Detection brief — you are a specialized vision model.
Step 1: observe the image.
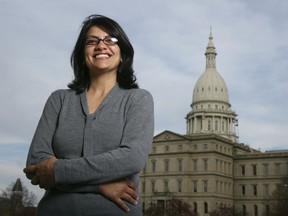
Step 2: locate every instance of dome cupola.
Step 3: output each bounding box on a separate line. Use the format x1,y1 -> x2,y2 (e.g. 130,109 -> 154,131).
186,30 -> 238,142
192,31 -> 230,105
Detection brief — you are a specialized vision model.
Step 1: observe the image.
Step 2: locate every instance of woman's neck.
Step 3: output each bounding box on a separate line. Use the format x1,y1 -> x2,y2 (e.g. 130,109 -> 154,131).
88,71 -> 117,96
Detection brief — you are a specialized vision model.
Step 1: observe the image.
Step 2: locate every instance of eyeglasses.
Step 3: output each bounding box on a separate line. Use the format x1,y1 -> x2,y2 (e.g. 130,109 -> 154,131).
85,36 -> 118,46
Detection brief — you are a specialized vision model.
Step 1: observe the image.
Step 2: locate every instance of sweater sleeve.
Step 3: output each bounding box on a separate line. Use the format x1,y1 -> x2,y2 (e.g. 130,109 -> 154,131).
54,90 -> 154,185
26,91 -> 62,170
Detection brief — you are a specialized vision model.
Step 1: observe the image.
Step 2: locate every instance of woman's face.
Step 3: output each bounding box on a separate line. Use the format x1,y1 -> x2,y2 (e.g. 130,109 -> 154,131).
84,26 -> 121,75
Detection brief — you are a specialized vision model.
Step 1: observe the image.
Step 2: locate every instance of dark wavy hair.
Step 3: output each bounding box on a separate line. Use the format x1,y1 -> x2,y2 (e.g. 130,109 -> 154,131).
68,15 -> 138,93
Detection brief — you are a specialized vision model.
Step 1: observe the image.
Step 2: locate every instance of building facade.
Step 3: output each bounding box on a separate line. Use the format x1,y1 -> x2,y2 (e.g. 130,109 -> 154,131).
139,32 -> 288,216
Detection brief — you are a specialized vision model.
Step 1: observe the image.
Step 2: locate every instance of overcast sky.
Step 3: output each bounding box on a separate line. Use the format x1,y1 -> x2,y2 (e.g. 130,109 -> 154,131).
1,0 -> 287,202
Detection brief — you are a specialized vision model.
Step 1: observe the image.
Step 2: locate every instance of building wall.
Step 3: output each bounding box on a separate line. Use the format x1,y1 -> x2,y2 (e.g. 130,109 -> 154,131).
139,132 -> 288,216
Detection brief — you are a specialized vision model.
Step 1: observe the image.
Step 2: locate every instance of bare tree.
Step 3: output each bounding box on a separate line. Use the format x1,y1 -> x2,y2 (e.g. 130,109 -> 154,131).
143,199 -> 199,216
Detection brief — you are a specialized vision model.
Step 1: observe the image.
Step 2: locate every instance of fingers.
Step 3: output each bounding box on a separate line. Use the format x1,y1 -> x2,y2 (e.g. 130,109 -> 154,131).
125,186 -> 138,202
24,158 -> 56,190
31,175 -> 40,185
114,198 -> 130,213
121,191 -> 138,206
23,164 -> 37,174
99,179 -> 139,212
127,180 -> 136,191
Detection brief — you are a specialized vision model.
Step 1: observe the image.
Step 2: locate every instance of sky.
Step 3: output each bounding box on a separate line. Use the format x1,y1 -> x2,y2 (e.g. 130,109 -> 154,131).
1,0 -> 287,203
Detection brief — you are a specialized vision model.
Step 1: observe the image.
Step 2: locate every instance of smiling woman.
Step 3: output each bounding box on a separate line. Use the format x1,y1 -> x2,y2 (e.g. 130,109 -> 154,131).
24,15 -> 154,216
84,26 -> 122,89
69,14 -> 138,94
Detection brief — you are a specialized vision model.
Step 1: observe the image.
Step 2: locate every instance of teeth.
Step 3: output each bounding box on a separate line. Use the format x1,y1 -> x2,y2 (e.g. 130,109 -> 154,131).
95,54 -> 109,58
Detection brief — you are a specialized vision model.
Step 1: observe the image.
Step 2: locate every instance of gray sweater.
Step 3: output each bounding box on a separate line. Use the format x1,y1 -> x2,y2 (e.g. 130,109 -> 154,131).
26,84 -> 154,216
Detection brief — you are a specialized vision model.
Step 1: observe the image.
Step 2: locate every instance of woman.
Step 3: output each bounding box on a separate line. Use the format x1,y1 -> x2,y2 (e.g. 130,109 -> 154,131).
24,15 -> 154,216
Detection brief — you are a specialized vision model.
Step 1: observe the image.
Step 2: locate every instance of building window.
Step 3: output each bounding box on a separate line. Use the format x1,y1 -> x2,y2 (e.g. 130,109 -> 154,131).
193,159 -> 198,172
178,159 -> 183,172
178,180 -> 182,192
204,202 -> 208,214
254,205 -> 258,216
243,205 -> 247,216
152,147 -> 156,153
152,160 -> 156,172
203,143 -> 208,150
242,185 -> 246,196
164,180 -> 169,192
178,145 -> 183,151
215,120 -> 218,131
203,159 -> 208,171
164,160 -> 169,172
193,202 -> 197,214
142,181 -> 146,193
265,204 -> 270,216
264,184 -> 269,196
151,181 -> 155,193
165,145 -> 169,152
275,163 -> 281,175
208,120 -> 211,130
241,165 -> 245,176
263,164 -> 269,176
193,181 -> 198,192
204,180 -> 208,192
252,164 -> 257,176
194,144 -> 197,150
253,185 -> 257,196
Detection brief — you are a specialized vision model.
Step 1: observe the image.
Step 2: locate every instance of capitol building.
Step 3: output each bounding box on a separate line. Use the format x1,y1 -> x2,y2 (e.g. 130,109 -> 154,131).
139,32 -> 288,216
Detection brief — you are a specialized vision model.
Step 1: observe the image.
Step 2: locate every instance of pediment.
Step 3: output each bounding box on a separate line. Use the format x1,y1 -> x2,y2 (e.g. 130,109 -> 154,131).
153,130 -> 187,142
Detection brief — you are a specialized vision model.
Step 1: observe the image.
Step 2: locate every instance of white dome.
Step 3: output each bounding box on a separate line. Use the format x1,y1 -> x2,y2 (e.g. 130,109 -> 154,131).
187,30 -> 237,142
192,31 -> 229,105
192,67 -> 229,104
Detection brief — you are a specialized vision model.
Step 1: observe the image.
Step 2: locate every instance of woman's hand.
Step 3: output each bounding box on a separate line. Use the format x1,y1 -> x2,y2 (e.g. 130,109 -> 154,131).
99,179 -> 139,212
23,156 -> 57,190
